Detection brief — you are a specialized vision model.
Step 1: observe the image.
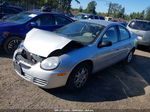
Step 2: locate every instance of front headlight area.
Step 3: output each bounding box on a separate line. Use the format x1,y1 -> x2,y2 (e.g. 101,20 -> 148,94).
40,57 -> 60,70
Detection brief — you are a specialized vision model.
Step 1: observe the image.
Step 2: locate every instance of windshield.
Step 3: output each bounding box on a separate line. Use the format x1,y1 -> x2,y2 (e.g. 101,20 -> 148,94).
55,21 -> 105,44
129,21 -> 150,31
5,12 -> 37,24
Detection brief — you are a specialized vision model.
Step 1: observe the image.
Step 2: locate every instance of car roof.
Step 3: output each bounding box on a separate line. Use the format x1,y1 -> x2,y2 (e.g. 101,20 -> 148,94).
27,10 -> 65,16
79,20 -> 118,26
76,13 -> 104,17
131,19 -> 150,22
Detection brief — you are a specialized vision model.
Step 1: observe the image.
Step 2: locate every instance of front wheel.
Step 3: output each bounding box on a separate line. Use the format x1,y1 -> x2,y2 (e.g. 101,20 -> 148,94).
66,63 -> 92,90
3,36 -> 23,55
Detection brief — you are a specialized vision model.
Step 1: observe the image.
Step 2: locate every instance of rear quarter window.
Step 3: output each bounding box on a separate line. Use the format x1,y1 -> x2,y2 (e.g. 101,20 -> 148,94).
54,15 -> 72,25
99,16 -> 105,20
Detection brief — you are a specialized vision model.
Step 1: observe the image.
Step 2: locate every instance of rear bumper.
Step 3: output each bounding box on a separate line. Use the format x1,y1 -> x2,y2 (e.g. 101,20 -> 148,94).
138,40 -> 150,46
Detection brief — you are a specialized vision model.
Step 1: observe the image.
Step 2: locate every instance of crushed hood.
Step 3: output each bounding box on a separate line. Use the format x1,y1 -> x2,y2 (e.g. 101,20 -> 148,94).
24,28 -> 72,57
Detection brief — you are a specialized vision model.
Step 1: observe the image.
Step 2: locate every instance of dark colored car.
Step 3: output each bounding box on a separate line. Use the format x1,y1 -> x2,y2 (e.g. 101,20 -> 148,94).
0,2 -> 24,19
0,10 -> 74,54
74,13 -> 105,20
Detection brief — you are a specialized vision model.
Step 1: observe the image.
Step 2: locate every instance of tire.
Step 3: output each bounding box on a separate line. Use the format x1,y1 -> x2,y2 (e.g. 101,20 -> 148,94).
3,36 -> 23,55
124,49 -> 135,64
66,63 -> 92,90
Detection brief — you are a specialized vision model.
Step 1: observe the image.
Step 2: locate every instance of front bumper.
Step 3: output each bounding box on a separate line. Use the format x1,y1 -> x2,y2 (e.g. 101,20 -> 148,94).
13,50 -> 70,89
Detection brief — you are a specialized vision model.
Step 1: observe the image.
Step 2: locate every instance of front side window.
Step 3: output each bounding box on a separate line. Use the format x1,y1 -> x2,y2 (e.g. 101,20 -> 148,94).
102,26 -> 118,43
54,15 -> 71,25
55,21 -> 105,44
119,26 -> 130,40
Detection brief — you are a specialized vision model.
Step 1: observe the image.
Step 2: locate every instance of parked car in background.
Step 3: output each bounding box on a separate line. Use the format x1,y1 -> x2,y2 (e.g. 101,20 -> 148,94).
0,10 -> 74,54
127,19 -> 150,47
74,13 -> 105,20
13,20 -> 137,90
0,2 -> 24,19
111,18 -> 128,27
105,16 -> 113,21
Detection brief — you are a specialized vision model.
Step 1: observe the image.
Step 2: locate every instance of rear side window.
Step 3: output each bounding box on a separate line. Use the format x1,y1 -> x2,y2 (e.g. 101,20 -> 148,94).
54,15 -> 71,25
35,15 -> 55,26
102,26 -> 118,43
99,16 -> 105,20
95,16 -> 99,19
118,26 -> 130,40
88,15 -> 94,19
129,21 -> 150,31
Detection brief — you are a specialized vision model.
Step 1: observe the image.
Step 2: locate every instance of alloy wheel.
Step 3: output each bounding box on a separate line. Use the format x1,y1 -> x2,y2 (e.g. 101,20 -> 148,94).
74,66 -> 89,88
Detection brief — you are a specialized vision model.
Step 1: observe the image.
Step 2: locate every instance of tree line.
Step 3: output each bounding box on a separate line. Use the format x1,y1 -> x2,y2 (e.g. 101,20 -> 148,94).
1,0 -> 79,13
1,0 -> 150,20
72,1 -> 150,21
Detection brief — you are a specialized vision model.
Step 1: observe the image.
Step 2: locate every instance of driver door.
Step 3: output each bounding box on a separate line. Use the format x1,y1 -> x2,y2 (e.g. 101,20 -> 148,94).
93,26 -> 121,72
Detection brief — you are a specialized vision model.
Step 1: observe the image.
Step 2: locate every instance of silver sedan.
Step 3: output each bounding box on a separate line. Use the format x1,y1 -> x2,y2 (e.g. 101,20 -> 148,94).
13,20 -> 137,90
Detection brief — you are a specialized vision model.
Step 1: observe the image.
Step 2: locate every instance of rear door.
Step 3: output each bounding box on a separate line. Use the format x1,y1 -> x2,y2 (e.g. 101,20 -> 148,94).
116,25 -> 132,60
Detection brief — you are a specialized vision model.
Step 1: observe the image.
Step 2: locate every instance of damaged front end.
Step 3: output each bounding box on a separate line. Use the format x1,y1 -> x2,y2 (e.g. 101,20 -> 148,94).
13,28 -> 84,69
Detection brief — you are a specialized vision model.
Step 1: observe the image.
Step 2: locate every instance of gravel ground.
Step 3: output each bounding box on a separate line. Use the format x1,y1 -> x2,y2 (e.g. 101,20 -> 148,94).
0,46 -> 150,111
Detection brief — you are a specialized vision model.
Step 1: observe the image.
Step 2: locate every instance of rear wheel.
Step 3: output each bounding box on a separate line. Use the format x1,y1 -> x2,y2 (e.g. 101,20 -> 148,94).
66,63 -> 92,90
3,36 -> 23,55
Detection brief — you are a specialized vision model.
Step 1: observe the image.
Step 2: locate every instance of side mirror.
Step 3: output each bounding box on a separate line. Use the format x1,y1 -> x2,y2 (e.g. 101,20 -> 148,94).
98,41 -> 112,48
28,22 -> 37,27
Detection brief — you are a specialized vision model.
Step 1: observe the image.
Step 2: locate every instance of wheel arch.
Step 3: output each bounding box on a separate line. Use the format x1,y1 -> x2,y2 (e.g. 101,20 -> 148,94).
2,34 -> 24,47
71,59 -> 94,74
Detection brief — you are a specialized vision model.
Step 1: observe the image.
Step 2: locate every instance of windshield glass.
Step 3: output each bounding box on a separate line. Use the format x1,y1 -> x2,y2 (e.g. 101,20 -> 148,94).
129,21 -> 150,31
5,12 -> 37,24
55,21 -> 105,44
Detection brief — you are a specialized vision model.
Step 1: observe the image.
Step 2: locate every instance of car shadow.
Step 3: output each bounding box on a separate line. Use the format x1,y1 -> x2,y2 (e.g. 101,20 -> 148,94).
44,54 -> 150,102
137,45 -> 150,52
0,50 -> 12,59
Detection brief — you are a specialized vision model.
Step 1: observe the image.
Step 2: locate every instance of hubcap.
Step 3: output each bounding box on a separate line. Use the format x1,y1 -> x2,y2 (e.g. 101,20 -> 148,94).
74,66 -> 89,88
127,52 -> 133,63
8,39 -> 21,52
